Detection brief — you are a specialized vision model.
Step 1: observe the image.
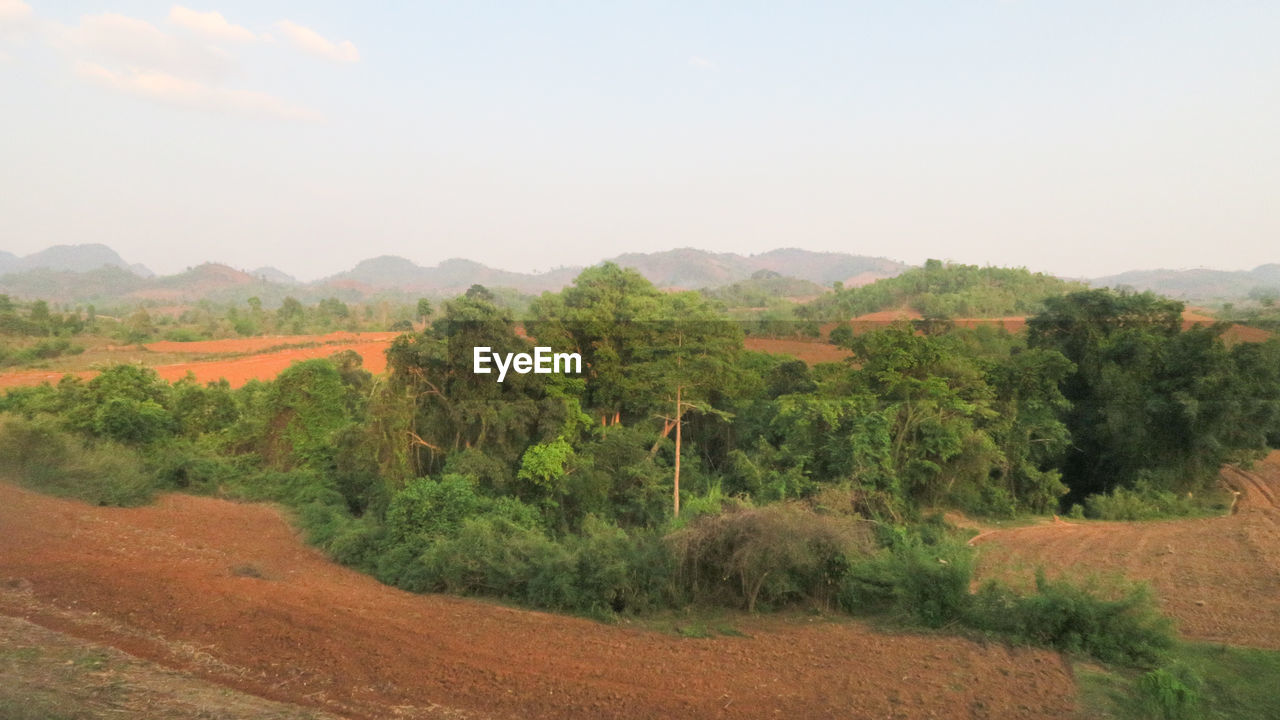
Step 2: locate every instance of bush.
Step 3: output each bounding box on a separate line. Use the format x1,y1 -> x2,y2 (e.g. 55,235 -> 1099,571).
669,503 -> 875,612
841,531 -> 973,627
967,571 -> 1175,666
1086,484 -> 1195,521
0,416 -> 156,506
1136,666 -> 1202,720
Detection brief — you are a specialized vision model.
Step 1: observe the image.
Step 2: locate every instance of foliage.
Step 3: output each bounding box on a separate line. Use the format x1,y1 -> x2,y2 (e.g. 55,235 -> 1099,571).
967,571 -> 1174,666
668,502 -> 875,612
803,260 -> 1084,321
0,416 -> 157,506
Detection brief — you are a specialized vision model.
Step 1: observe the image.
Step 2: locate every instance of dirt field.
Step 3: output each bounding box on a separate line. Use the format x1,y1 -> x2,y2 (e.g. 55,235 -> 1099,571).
0,333 -> 397,390
0,483 -> 1078,720
974,451 -> 1280,650
743,337 -> 853,365
0,614 -> 339,720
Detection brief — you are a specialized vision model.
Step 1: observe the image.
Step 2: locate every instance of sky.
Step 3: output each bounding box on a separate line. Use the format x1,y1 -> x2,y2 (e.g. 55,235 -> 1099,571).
1,1 -> 1277,281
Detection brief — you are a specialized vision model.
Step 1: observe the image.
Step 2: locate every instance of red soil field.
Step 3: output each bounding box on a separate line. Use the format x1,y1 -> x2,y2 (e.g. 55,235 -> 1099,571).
0,336 -> 396,390
0,483 -> 1076,720
742,337 -> 853,365
974,451 -> 1280,651
138,331 -> 399,355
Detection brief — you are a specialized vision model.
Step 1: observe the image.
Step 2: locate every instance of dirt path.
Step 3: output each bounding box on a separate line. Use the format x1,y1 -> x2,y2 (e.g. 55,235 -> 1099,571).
0,484 -> 1076,720
974,452 -> 1280,650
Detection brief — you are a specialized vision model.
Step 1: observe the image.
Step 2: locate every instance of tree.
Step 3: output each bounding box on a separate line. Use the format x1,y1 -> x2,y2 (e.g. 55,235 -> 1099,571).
633,292 -> 742,517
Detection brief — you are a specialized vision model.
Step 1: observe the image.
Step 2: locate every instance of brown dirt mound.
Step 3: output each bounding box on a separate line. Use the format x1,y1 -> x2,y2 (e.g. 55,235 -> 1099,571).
974,451 -> 1280,650
0,484 -> 1077,720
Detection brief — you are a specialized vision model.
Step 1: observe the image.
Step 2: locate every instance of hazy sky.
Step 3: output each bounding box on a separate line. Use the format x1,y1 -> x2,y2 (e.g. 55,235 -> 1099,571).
2,1 -> 1277,281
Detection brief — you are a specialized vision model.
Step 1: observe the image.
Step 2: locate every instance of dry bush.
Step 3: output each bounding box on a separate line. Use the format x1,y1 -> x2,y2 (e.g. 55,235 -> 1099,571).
667,503 -> 875,612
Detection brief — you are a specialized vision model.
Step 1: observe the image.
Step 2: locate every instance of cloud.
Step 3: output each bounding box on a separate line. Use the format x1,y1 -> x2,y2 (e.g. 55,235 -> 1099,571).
76,61 -> 322,122
689,55 -> 716,71
0,0 -> 33,33
274,20 -> 358,62
52,12 -> 233,83
168,6 -> 260,43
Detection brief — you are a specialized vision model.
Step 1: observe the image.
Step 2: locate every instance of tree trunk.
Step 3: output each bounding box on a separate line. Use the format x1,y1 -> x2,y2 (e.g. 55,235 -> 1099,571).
674,385 -> 682,518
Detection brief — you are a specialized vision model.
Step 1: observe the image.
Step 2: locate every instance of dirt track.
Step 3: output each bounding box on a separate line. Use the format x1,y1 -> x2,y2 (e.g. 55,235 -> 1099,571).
0,484 -> 1077,720
974,452 -> 1280,650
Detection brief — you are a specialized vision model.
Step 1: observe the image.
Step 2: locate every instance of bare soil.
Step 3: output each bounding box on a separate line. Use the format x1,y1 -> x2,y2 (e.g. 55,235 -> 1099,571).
974,451 -> 1280,650
0,483 -> 1077,720
0,333 -> 395,390
0,614 -> 340,720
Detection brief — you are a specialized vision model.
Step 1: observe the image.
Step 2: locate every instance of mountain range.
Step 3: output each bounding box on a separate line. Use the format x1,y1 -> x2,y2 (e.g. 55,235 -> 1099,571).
2,243 -> 1278,307
0,245 -> 907,307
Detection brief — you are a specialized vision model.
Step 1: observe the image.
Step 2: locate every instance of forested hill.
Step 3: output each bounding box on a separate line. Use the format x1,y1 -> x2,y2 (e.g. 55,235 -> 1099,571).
801,261 -> 1087,321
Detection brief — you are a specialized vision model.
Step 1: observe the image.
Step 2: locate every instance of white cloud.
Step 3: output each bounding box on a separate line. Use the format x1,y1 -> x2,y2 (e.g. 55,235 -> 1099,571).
0,0 -> 33,33
76,61 -> 322,122
274,20 -> 358,63
169,6 -> 260,44
53,12 -> 233,83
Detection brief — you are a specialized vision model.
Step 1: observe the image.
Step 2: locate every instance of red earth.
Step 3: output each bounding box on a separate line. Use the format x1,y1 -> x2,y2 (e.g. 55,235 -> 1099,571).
974,451 -> 1280,651
0,334 -> 397,390
0,483 -> 1078,720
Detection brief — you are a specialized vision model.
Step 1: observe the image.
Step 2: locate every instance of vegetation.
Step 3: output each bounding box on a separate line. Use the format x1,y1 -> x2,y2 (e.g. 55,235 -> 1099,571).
4,264 -> 1280,697
1078,644 -> 1280,720
802,259 -> 1086,321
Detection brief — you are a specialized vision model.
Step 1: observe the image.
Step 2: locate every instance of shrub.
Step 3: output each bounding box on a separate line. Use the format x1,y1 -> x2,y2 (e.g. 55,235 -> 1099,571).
967,571 -> 1175,666
841,532 -> 973,627
668,503 -> 874,612
0,416 -> 156,506
1136,666 -> 1202,720
1086,484 -> 1195,521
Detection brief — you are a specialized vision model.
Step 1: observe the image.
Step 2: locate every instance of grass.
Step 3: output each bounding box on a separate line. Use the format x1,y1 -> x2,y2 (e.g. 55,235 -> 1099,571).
1077,643 -> 1280,719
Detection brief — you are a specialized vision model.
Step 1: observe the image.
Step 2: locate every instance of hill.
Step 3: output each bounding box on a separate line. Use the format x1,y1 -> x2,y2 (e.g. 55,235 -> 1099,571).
1091,265 -> 1280,303
0,245 -> 909,307
805,261 -> 1087,321
1,244 -> 152,276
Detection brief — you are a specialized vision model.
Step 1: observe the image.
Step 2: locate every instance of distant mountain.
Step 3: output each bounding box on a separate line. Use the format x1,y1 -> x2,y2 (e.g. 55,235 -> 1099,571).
1091,265 -> 1280,302
321,256 -> 580,295
747,248 -> 907,288
606,248 -> 905,290
5,243 -> 152,276
250,266 -> 300,285
0,244 -> 910,307
0,251 -> 17,275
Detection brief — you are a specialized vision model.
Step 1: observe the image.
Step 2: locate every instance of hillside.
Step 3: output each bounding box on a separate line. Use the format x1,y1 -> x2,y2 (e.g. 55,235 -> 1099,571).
804,261 -> 1087,321
1091,264 -> 1280,303
0,244 -> 152,277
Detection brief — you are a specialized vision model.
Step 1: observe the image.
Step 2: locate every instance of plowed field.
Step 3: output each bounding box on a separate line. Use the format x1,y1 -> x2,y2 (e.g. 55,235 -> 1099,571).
974,451 -> 1280,650
0,484 -> 1077,720
0,333 -> 397,390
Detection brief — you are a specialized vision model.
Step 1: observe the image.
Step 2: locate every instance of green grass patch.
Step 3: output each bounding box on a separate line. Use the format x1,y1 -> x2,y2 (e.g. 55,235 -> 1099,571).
1077,643 -> 1280,720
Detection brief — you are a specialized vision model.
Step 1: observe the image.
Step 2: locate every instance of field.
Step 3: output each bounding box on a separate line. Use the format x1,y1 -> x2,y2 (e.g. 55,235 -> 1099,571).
2,453 -> 1278,718
0,482 -> 1077,720
974,452 -> 1280,650
0,332 -> 398,390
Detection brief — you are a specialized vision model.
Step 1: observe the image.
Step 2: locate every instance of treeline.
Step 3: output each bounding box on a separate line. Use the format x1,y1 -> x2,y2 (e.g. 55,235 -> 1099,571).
3,264 -> 1280,667
0,292 -> 434,353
